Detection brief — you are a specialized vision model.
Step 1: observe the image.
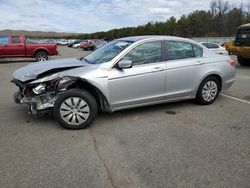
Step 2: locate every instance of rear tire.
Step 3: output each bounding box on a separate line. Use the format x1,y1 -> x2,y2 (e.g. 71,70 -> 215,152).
36,51 -> 48,62
53,89 -> 98,129
237,56 -> 250,66
196,76 -> 220,105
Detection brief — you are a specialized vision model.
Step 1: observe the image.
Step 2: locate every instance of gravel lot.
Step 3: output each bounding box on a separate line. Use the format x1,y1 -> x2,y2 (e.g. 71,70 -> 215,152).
0,46 -> 250,188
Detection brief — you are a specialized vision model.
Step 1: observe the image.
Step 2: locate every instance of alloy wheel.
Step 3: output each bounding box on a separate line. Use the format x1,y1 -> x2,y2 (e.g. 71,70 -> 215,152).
201,81 -> 218,102
37,54 -> 47,61
59,97 -> 90,125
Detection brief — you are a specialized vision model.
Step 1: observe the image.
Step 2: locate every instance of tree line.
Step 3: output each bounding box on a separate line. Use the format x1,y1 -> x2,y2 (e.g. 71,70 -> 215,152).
68,0 -> 250,40
29,0 -> 250,40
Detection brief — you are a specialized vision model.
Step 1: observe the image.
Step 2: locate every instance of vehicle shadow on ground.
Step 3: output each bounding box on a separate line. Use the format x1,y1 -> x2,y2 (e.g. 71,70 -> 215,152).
20,100 -> 196,130
236,64 -> 250,69
0,59 -> 35,64
96,100 -> 195,121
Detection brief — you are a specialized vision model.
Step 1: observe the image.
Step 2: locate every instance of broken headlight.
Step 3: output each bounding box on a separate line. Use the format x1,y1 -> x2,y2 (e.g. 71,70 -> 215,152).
30,77 -> 60,95
32,83 -> 46,94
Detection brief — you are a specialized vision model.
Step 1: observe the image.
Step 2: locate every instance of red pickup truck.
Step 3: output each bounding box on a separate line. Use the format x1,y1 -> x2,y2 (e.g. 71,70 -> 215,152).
0,35 -> 58,62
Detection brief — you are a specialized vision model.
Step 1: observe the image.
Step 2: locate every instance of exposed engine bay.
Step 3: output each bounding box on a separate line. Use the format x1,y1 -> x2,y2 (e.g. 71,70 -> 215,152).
12,76 -> 77,115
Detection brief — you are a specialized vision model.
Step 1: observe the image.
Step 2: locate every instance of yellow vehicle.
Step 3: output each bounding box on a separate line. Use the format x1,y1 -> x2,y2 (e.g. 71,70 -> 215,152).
226,23 -> 250,66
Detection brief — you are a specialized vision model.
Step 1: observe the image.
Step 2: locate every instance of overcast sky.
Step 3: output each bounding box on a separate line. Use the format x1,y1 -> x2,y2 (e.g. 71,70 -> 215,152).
0,0 -> 249,33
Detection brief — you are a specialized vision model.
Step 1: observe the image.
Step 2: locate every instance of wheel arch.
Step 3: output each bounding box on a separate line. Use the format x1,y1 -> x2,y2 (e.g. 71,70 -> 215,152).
33,48 -> 49,57
207,74 -> 222,91
57,77 -> 111,112
198,73 -> 222,92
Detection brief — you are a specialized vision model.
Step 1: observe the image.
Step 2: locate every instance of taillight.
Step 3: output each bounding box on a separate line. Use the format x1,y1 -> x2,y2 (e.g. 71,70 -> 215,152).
227,59 -> 235,67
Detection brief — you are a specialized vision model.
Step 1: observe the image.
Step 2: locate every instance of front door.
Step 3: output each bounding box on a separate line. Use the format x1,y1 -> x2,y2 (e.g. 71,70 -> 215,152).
108,40 -> 167,110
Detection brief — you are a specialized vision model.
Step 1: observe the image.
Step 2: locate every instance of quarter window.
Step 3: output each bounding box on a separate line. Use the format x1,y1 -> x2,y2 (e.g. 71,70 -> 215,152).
0,36 -> 8,44
123,41 -> 162,65
193,44 -> 203,57
165,41 -> 195,60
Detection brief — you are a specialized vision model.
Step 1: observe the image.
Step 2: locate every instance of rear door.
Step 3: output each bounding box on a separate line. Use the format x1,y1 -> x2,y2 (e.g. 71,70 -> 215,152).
164,40 -> 205,99
8,36 -> 25,56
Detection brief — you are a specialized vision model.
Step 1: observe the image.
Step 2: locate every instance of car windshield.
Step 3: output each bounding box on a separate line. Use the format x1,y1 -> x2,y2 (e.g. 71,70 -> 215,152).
83,40 -> 133,64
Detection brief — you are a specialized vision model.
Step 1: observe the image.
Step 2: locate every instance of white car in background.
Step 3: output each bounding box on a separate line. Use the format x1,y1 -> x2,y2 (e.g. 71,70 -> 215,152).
57,40 -> 69,46
72,42 -> 82,48
200,42 -> 228,55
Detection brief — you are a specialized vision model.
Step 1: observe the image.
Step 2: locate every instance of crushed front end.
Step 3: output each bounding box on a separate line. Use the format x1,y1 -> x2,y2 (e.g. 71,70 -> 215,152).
11,76 -> 74,115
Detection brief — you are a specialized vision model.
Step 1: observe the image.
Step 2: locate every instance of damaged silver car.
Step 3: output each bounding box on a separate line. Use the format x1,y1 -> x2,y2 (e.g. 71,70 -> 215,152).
12,36 -> 235,129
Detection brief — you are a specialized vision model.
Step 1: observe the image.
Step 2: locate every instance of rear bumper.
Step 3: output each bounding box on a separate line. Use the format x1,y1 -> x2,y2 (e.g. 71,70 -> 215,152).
222,78 -> 235,91
226,42 -> 250,58
52,50 -> 59,56
48,50 -> 59,56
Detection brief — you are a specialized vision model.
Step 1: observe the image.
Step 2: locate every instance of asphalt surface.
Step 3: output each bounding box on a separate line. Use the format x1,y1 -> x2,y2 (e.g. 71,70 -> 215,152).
0,46 -> 249,188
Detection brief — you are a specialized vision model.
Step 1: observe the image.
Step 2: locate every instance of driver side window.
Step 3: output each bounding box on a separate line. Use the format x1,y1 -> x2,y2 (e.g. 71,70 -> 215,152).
122,41 -> 162,66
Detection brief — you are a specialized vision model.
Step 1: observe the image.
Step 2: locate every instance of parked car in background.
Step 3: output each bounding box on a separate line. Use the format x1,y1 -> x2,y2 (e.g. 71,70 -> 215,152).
226,23 -> 250,66
0,35 -> 58,61
94,40 -> 108,49
68,40 -> 82,48
80,40 -> 94,50
11,36 -> 235,129
72,41 -> 83,48
57,39 -> 69,46
220,42 -> 228,48
80,40 -> 108,51
200,42 -> 228,55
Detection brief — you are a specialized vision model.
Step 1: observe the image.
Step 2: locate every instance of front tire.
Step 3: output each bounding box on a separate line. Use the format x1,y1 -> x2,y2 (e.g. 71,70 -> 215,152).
196,76 -> 220,105
36,51 -> 48,62
237,56 -> 250,66
53,89 -> 98,129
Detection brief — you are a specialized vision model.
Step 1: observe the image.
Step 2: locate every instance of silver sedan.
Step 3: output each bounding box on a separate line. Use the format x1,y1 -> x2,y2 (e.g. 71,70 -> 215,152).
12,36 -> 236,129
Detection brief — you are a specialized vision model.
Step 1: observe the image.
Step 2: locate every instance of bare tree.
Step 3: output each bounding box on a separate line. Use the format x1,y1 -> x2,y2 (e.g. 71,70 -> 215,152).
210,0 -> 230,16
246,1 -> 250,18
216,0 -> 229,15
210,0 -> 217,17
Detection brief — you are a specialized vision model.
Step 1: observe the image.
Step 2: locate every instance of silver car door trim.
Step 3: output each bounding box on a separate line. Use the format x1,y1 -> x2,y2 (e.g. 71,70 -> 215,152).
195,60 -> 205,65
108,66 -> 166,81
152,67 -> 164,72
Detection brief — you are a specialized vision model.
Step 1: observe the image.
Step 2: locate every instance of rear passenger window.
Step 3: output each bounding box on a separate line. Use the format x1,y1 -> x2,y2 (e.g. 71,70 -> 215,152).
11,36 -> 20,43
0,36 -> 9,44
165,41 -> 194,60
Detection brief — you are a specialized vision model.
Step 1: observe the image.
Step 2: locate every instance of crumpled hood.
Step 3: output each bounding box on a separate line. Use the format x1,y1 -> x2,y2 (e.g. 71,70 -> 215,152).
13,58 -> 86,82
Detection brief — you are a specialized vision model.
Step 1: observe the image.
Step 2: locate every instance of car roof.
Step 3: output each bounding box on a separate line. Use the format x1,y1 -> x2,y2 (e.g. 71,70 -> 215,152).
117,35 -> 192,42
200,42 -> 218,44
239,23 -> 250,29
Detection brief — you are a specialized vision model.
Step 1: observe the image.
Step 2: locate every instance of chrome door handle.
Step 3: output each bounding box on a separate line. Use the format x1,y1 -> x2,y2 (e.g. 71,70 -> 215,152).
152,67 -> 164,72
196,61 -> 204,65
